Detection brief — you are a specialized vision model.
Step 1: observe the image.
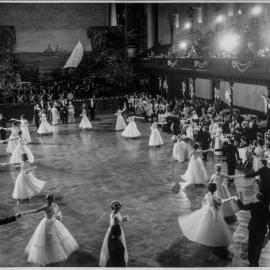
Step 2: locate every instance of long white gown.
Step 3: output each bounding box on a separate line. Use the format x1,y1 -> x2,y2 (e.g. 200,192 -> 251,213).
12,162 -> 45,200
10,137 -> 34,164
51,107 -> 59,125
25,203 -> 79,265
173,141 -> 188,162
149,122 -> 163,146
20,119 -> 31,143
178,192 -> 233,247
210,173 -> 239,217
213,127 -> 222,156
253,145 -> 264,172
37,114 -> 53,135
181,151 -> 208,185
115,110 -> 126,131
79,110 -> 92,129
6,127 -> 19,154
121,117 -> 141,138
99,212 -> 128,267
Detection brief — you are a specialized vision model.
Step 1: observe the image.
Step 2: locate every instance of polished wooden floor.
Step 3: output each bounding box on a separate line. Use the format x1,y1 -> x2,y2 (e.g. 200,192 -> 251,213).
0,114 -> 269,267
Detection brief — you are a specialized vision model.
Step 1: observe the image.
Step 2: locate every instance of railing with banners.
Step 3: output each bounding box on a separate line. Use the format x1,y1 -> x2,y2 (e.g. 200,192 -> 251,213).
133,57 -> 270,80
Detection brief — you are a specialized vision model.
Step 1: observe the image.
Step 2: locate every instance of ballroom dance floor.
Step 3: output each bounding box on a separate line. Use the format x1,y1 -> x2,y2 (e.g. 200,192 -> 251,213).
0,113 -> 269,267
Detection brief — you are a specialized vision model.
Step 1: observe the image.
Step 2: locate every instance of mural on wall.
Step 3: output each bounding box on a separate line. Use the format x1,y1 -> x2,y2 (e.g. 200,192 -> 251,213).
0,3 -> 109,53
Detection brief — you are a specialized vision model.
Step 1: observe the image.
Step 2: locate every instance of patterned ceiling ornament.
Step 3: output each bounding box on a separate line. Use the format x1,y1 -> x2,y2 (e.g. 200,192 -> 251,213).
168,60 -> 178,67
194,60 -> 209,69
232,59 -> 254,72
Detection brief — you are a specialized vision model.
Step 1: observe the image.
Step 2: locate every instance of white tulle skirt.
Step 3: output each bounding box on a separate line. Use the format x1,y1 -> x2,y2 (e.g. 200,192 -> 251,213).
37,121 -> 53,135
79,115 -> 92,129
149,129 -> 163,146
6,135 -> 18,154
10,144 -> 34,164
215,185 -> 239,217
99,225 -> 128,267
178,205 -> 232,247
12,171 -> 45,199
25,217 -> 79,265
173,142 -> 187,162
121,122 -> 141,138
181,156 -> 208,184
115,115 -> 126,131
21,126 -> 32,143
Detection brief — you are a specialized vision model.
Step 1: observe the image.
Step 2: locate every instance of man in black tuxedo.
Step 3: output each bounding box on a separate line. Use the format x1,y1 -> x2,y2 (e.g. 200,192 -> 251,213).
0,213 -> 21,225
245,160 -> 270,204
197,125 -> 211,161
89,98 -> 96,121
61,105 -> 68,124
106,224 -> 126,267
236,193 -> 270,267
33,104 -> 41,129
224,139 -> 240,181
0,113 -> 7,140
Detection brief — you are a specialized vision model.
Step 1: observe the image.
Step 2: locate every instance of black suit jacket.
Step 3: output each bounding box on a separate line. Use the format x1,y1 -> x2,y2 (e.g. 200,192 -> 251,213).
197,130 -> 211,147
106,238 -> 126,267
236,199 -> 270,234
246,167 -> 270,199
224,144 -> 240,162
0,216 -> 16,225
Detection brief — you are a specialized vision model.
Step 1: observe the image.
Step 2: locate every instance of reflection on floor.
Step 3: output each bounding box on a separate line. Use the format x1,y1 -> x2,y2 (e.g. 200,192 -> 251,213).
0,114 -> 269,267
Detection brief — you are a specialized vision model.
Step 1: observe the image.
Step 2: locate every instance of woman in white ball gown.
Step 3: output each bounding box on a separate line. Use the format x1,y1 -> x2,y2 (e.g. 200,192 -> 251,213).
0,121 -> 20,155
252,139 -> 265,179
213,123 -> 223,156
7,131 -> 34,164
210,164 -> 239,217
51,104 -> 59,125
173,135 -> 188,162
149,121 -> 163,147
121,113 -> 143,138
12,153 -> 45,204
23,194 -> 79,266
79,108 -> 92,130
68,101 -> 75,124
37,111 -> 53,135
181,143 -> 212,187
115,107 -> 126,131
178,183 -> 235,247
99,201 -> 128,267
11,115 -> 31,144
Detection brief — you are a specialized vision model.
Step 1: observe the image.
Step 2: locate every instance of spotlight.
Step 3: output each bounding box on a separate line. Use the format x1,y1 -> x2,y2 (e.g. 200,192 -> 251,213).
251,5 -> 262,16
179,41 -> 187,50
238,10 -> 242,15
216,15 -> 225,23
219,33 -> 240,53
184,22 -> 192,30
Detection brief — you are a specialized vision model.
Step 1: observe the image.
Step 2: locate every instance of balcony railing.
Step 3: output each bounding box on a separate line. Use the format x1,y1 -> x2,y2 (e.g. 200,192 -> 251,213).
133,56 -> 270,82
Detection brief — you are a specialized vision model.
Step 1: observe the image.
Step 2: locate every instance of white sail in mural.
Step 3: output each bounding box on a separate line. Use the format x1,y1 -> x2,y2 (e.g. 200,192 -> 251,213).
63,41 -> 83,69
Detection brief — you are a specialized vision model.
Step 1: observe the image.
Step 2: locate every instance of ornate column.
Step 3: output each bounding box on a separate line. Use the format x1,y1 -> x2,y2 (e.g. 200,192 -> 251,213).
146,4 -> 154,49
266,84 -> 270,129
229,81 -> 234,114
214,80 -> 220,113
110,3 -> 117,26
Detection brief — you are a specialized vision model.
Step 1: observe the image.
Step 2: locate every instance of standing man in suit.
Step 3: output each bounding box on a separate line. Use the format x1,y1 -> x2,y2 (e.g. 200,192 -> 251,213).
244,159 -> 270,204
0,113 -> 7,140
235,193 -> 270,267
224,138 -> 240,182
33,104 -> 41,130
89,98 -> 96,121
197,125 -> 211,161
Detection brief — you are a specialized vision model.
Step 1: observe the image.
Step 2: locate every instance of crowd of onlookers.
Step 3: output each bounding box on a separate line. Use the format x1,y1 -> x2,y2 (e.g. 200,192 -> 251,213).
147,23 -> 270,59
